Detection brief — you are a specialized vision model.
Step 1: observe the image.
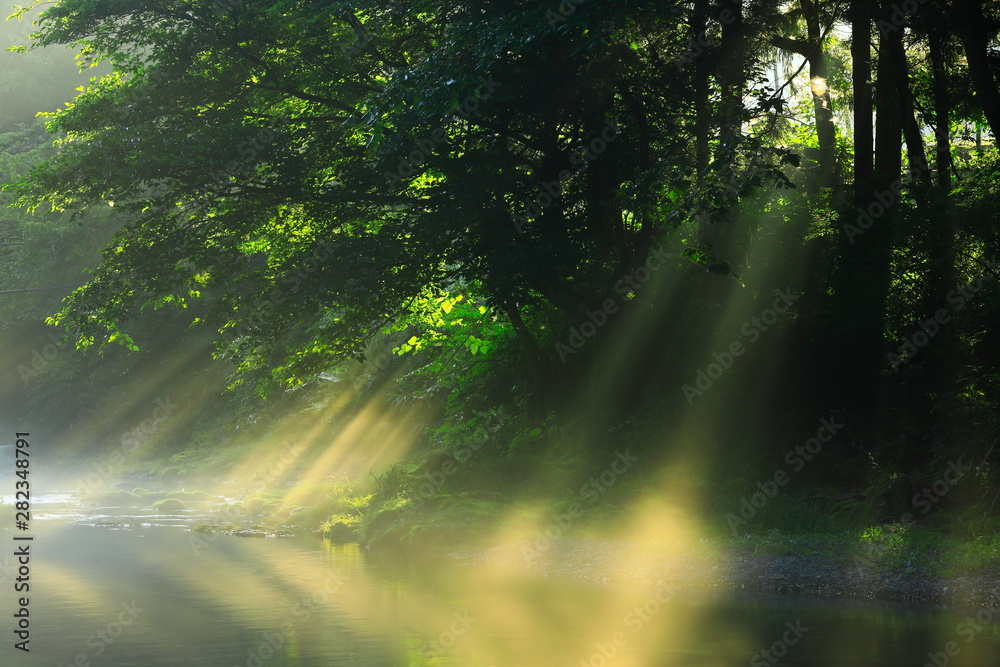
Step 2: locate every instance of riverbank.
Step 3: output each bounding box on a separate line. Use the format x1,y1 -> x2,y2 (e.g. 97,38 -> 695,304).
63,448 -> 1000,611
445,533 -> 1000,609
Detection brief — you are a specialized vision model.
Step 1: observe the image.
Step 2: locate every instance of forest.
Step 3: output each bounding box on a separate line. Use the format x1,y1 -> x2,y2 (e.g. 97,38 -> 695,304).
2,0 -> 1000,553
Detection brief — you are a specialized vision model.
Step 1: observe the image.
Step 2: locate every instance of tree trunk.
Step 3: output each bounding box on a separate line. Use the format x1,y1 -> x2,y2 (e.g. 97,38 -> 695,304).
887,33 -> 929,188
827,1 -> 897,415
873,19 -> 903,195
929,28 -> 952,192
716,0 -> 744,160
502,300 -> 550,415
769,27 -> 837,190
802,0 -> 837,189
850,0 -> 874,203
693,0 -> 710,192
921,21 -> 957,408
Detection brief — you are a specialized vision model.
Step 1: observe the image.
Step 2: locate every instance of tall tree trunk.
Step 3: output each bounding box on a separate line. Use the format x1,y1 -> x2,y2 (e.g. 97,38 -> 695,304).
888,34 -> 930,188
846,8 -> 902,412
703,0 -> 743,289
873,21 -> 903,194
952,0 -> 1000,142
802,0 -> 837,189
810,58 -> 838,189
693,0 -> 710,189
850,0 -> 874,203
693,0 -> 712,246
922,22 -> 957,409
827,1 -> 898,415
770,21 -> 838,189
771,42 -> 836,188
716,0 -> 744,160
929,28 -> 952,192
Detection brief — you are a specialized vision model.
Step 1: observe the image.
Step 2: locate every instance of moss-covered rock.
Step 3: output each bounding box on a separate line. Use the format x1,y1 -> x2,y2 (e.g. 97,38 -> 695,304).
192,523 -> 241,532
174,490 -> 216,501
151,497 -> 187,512
94,491 -> 145,506
241,497 -> 266,511
322,514 -> 359,542
110,482 -> 140,492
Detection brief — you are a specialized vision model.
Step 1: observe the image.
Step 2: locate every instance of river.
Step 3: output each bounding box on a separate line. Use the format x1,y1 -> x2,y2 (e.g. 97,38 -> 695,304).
1,489 -> 999,666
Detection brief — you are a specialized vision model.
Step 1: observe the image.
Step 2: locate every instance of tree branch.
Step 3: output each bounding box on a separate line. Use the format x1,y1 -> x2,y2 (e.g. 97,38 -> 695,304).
769,35 -> 811,58
0,283 -> 86,295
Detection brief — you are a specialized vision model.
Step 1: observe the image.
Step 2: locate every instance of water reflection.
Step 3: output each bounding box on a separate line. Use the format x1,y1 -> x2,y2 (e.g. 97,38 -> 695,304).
1,495 -> 999,666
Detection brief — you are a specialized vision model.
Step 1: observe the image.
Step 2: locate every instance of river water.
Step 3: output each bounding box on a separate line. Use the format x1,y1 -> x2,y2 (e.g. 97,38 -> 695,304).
1,490 -> 999,666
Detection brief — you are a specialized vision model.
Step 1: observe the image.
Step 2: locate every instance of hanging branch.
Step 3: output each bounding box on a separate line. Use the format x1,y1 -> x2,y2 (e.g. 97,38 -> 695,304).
0,283 -> 86,295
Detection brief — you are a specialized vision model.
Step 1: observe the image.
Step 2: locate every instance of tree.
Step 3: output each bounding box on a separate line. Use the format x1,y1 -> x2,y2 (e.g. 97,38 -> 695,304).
951,0 -> 1000,142
9,0 -> 717,392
